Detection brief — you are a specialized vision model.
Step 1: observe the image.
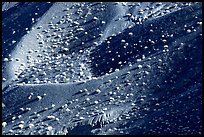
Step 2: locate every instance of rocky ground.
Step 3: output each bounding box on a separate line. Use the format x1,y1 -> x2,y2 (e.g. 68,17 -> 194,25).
2,2 -> 202,135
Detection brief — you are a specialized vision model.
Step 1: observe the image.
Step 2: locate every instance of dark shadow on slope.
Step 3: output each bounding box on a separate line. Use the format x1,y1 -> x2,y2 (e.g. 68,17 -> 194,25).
90,3 -> 202,77
95,21 -> 202,135
68,124 -> 94,135
128,35 -> 202,135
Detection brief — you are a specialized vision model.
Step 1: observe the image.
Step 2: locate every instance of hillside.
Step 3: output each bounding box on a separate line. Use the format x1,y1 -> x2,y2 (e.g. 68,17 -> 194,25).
2,2 -> 202,135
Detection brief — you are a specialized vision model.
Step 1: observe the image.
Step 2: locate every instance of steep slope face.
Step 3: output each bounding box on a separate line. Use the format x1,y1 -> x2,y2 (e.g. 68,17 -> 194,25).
90,3 -> 202,77
2,2 -> 54,89
2,2 -> 202,135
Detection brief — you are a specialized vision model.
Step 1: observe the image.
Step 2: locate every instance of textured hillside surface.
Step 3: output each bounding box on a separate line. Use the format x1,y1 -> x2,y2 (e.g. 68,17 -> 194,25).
2,2 -> 202,135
